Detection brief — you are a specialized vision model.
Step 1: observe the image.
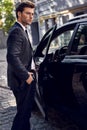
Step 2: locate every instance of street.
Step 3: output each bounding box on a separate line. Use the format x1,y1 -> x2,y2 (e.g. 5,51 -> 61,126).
0,49 -> 86,130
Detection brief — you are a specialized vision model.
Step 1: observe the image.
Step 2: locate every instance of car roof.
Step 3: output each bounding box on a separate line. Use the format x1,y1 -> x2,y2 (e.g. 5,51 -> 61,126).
68,14 -> 87,22
57,17 -> 87,30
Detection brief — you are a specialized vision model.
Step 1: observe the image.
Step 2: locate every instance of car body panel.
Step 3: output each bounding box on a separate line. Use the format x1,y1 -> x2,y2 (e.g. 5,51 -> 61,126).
34,17 -> 87,110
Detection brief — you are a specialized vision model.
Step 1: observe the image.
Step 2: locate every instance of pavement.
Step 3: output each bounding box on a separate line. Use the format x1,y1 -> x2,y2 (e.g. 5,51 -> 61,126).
0,48 -> 86,130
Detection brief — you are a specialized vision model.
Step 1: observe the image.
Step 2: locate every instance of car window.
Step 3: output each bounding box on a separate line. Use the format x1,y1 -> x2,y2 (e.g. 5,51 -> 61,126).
48,30 -> 74,54
70,24 -> 87,55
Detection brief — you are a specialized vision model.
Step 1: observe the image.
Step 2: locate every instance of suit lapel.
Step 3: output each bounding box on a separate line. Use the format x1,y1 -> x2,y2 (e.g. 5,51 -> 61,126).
14,22 -> 33,51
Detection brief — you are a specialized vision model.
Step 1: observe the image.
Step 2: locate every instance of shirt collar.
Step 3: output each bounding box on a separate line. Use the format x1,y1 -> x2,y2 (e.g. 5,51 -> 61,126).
16,21 -> 26,31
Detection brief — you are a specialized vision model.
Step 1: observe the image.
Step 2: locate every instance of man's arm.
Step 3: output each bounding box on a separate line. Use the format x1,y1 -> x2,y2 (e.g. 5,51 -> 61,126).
7,28 -> 31,82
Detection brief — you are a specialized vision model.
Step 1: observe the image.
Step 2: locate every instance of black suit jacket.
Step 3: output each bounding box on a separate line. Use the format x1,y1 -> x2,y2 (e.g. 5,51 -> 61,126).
7,22 -> 33,89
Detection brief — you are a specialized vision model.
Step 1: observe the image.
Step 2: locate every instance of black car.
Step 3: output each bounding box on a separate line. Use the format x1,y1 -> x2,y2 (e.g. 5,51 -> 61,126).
34,14 -> 87,118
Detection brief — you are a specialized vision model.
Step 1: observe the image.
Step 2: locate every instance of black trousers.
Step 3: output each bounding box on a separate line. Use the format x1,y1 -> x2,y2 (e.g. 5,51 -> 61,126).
11,80 -> 36,130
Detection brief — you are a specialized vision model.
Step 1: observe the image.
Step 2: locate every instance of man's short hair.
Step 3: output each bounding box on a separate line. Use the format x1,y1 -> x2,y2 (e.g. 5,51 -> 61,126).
16,1 -> 35,18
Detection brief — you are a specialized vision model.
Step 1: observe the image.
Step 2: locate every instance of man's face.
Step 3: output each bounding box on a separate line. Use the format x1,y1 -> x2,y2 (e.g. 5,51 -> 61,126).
18,7 -> 35,26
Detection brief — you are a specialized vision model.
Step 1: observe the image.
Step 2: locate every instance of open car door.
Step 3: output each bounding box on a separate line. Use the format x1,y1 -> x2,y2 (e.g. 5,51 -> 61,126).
34,24 -> 57,119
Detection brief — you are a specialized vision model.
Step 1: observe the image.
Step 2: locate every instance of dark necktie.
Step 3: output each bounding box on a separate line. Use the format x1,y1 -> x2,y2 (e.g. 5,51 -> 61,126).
25,30 -> 30,42
25,29 -> 33,49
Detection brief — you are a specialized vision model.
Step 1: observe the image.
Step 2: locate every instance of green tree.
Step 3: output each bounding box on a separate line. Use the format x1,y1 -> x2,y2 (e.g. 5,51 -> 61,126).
0,0 -> 16,33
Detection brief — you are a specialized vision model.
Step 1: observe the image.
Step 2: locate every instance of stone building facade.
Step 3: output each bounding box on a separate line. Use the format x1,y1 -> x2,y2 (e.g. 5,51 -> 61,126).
34,0 -> 87,41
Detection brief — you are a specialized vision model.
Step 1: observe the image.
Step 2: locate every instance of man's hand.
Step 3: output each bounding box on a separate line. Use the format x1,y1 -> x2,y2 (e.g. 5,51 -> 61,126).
26,72 -> 34,84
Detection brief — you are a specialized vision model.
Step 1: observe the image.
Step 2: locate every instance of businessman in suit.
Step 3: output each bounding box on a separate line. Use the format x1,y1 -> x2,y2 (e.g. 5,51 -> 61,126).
6,1 -> 36,130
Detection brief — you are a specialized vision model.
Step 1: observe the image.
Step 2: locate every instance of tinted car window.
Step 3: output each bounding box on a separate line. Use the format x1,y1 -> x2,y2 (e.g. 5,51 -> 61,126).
70,24 -> 87,55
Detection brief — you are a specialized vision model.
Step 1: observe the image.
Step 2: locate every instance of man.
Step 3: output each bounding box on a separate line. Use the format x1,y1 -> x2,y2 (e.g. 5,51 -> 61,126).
6,1 -> 36,130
